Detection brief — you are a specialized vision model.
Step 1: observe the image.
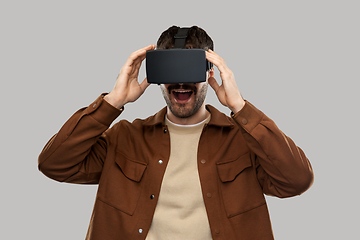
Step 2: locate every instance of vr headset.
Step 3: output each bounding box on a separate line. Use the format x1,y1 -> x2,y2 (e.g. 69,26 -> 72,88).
146,27 -> 213,84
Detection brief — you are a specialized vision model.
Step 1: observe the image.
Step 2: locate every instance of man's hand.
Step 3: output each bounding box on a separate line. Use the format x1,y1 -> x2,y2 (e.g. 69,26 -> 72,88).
206,49 -> 246,114
104,45 -> 156,109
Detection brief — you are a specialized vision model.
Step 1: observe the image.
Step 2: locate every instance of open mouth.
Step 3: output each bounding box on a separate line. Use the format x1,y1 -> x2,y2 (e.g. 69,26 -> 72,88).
172,89 -> 193,103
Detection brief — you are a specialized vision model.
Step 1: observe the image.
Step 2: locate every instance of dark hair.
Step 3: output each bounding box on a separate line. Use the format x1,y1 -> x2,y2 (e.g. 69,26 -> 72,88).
156,26 -> 214,51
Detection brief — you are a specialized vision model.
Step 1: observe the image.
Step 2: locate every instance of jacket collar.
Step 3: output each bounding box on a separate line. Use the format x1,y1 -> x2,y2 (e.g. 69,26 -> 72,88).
143,107 -> 167,126
143,105 -> 234,128
206,105 -> 234,127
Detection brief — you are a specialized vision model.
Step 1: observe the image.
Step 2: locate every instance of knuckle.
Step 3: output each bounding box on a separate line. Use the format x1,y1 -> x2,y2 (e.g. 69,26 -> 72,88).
129,52 -> 137,58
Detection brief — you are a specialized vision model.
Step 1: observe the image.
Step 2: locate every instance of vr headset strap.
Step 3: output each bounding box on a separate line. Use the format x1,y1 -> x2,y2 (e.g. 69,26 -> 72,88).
173,27 -> 213,71
174,27 -> 190,48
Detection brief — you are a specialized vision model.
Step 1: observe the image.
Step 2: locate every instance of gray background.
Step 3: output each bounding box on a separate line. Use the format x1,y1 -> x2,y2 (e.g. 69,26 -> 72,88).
1,0 -> 359,239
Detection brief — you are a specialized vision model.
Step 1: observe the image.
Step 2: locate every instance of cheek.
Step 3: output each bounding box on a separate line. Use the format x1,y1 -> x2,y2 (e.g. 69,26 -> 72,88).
196,84 -> 208,100
198,82 -> 208,92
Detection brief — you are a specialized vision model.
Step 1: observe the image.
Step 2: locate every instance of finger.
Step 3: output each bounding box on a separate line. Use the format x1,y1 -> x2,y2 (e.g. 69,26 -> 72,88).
126,45 -> 155,66
208,76 -> 220,92
132,45 -> 156,67
125,45 -> 155,75
134,44 -> 156,56
208,56 -> 227,73
135,44 -> 156,61
139,77 -> 151,93
206,50 -> 228,73
206,49 -> 222,63
206,51 -> 234,81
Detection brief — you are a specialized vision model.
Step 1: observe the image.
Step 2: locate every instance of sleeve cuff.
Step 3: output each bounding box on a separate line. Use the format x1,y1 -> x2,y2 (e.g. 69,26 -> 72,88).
232,100 -> 264,133
86,94 -> 123,126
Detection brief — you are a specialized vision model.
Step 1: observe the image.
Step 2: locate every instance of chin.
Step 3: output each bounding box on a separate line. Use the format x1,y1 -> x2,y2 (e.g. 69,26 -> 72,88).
161,83 -> 208,118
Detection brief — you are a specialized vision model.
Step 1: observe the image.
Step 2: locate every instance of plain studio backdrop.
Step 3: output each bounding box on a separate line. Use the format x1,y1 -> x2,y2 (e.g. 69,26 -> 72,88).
1,0 -> 358,239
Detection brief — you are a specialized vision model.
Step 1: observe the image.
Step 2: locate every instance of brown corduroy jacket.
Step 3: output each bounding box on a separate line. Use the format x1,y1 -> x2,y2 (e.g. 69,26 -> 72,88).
38,94 -> 314,240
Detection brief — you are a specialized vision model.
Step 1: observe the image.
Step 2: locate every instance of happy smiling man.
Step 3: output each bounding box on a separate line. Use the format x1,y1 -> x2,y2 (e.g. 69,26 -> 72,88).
38,26 -> 314,240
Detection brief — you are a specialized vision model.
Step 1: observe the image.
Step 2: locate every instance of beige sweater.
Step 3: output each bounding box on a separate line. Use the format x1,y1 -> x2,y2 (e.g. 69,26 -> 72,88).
146,116 -> 212,240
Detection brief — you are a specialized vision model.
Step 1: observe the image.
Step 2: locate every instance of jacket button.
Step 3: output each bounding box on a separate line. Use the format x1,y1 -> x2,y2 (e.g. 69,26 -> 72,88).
158,160 -> 163,164
200,159 -> 206,164
138,229 -> 143,234
241,118 -> 248,125
207,193 -> 212,198
150,194 -> 155,199
163,128 -> 167,133
215,229 -> 220,234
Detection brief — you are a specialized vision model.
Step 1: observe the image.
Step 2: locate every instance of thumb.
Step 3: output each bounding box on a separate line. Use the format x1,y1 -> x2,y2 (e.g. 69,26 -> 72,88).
208,76 -> 220,93
139,77 -> 151,93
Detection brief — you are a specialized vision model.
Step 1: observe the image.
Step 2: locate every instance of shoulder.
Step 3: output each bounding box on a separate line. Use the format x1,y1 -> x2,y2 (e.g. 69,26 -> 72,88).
112,106 -> 167,131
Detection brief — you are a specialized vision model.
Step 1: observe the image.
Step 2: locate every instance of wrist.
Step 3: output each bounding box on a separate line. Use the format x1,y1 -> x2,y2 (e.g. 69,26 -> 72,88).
230,99 -> 246,114
104,93 -> 126,109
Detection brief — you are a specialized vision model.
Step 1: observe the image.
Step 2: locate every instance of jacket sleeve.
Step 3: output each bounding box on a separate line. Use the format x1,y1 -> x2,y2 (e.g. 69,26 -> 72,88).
38,94 -> 122,184
232,101 -> 314,198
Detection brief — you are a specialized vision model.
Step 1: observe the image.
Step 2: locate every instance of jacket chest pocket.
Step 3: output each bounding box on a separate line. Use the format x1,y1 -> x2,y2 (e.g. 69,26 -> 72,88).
97,150 -> 147,216
216,152 -> 265,218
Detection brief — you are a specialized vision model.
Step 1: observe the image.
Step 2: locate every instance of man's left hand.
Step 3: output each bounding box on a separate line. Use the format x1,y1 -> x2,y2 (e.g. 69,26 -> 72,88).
206,49 -> 246,114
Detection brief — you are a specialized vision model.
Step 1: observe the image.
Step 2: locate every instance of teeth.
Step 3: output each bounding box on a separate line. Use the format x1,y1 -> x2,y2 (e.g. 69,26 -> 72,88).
173,90 -> 192,93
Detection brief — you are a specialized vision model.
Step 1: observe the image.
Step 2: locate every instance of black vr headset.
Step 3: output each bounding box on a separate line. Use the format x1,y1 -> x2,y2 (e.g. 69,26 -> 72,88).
146,27 -> 213,84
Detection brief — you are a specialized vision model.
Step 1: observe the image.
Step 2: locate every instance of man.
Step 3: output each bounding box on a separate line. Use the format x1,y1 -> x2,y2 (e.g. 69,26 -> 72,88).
38,26 -> 314,240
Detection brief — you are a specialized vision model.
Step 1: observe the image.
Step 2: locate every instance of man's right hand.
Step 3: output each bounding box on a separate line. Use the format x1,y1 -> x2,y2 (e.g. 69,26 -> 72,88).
104,44 -> 156,109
